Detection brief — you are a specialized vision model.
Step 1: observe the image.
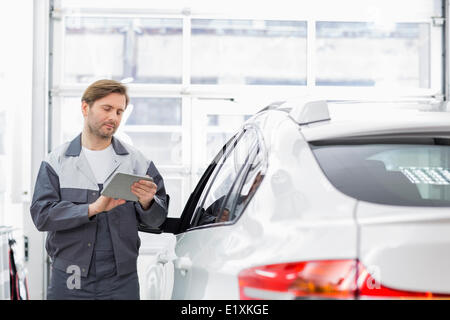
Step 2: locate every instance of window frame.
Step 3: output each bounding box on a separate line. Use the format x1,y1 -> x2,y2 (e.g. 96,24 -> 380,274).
50,6 -> 443,101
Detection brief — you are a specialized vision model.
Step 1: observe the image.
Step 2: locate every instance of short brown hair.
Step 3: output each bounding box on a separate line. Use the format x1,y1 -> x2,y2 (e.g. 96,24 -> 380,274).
81,79 -> 129,107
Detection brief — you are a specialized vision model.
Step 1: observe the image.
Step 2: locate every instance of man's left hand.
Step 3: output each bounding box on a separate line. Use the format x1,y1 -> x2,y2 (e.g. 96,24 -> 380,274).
131,175 -> 157,210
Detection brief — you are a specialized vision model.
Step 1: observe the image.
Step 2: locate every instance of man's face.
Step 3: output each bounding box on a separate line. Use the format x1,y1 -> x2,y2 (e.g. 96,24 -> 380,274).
82,93 -> 126,139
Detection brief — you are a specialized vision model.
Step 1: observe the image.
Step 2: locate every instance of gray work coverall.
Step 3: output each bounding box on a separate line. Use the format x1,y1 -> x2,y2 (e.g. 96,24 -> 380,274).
30,134 -> 168,299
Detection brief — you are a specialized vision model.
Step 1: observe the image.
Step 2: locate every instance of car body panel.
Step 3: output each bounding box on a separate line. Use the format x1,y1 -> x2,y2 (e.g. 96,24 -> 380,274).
357,201 -> 450,294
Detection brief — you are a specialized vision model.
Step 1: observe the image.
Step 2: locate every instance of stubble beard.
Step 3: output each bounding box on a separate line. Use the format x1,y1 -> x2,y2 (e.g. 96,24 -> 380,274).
87,121 -> 116,139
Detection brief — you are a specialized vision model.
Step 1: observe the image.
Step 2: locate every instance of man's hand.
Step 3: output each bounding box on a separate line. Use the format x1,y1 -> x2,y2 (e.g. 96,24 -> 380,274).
131,175 -> 157,210
88,196 -> 126,218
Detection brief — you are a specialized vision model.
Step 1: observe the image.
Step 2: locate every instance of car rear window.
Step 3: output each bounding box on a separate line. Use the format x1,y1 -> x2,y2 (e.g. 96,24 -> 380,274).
310,138 -> 450,207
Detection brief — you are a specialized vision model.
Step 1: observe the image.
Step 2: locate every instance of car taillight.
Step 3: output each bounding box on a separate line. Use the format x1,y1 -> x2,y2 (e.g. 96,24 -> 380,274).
238,259 -> 450,300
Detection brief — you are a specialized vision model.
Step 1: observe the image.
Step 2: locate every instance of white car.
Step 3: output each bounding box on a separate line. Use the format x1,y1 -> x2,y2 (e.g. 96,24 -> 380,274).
144,99 -> 450,300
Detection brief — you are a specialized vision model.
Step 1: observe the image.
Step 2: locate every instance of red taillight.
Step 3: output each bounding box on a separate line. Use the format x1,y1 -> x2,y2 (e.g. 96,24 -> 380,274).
238,260 -> 357,300
238,259 -> 450,300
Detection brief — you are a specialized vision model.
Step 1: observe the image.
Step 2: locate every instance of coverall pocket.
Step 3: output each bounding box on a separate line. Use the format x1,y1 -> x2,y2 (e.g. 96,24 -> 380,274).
118,202 -> 138,238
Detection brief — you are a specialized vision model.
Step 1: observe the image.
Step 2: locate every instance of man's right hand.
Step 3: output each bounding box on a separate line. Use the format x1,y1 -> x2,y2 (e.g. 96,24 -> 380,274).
88,195 -> 126,218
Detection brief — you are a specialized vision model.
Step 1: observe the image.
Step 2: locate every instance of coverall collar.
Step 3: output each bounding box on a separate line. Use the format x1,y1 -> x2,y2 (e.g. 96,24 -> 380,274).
65,133 -> 129,156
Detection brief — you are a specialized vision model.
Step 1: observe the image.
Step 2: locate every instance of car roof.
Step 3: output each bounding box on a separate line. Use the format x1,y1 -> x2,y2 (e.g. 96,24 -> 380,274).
268,100 -> 450,142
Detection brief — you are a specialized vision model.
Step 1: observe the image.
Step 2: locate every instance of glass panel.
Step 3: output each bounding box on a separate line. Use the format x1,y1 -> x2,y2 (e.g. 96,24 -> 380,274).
126,98 -> 182,126
124,132 -> 182,165
162,178 -> 182,218
191,19 -> 307,85
206,114 -> 251,163
64,17 -> 182,84
136,19 -> 183,84
207,114 -> 251,127
311,140 -> 450,207
60,98 -> 84,143
193,129 -> 258,227
221,144 -> 264,222
206,133 -> 234,164
0,112 -> 6,224
0,111 -> 5,155
316,22 -> 430,88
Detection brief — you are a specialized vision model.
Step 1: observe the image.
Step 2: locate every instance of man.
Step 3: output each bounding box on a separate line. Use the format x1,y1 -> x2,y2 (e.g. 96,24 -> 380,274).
30,79 -> 168,300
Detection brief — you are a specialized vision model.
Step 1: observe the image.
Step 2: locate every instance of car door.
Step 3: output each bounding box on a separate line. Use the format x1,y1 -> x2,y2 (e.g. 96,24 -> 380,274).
170,125 -> 265,299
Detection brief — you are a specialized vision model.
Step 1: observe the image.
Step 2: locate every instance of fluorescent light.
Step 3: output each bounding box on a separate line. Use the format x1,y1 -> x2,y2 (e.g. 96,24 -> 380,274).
400,167 -> 450,185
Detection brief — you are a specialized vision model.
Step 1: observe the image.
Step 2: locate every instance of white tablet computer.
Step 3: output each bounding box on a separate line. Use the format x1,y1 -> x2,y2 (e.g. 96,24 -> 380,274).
101,172 -> 154,202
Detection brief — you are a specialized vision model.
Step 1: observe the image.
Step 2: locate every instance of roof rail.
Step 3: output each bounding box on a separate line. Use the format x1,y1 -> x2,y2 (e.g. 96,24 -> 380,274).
287,99 -> 330,125
256,101 -> 286,114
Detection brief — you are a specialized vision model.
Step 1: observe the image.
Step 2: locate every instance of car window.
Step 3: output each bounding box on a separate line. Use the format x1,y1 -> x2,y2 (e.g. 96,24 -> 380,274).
191,128 -> 259,227
310,138 -> 450,207
217,144 -> 264,223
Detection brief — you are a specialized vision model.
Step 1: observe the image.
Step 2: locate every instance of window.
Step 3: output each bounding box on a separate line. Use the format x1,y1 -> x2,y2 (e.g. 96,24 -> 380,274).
0,112 -> 5,225
63,17 -> 183,84
124,132 -> 182,165
122,97 -> 183,165
163,178 -> 182,218
311,138 -> 450,206
219,143 -> 264,223
126,98 -> 182,126
0,111 -> 5,155
206,114 -> 252,163
191,19 -> 307,85
316,22 -> 430,88
190,127 -> 263,227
